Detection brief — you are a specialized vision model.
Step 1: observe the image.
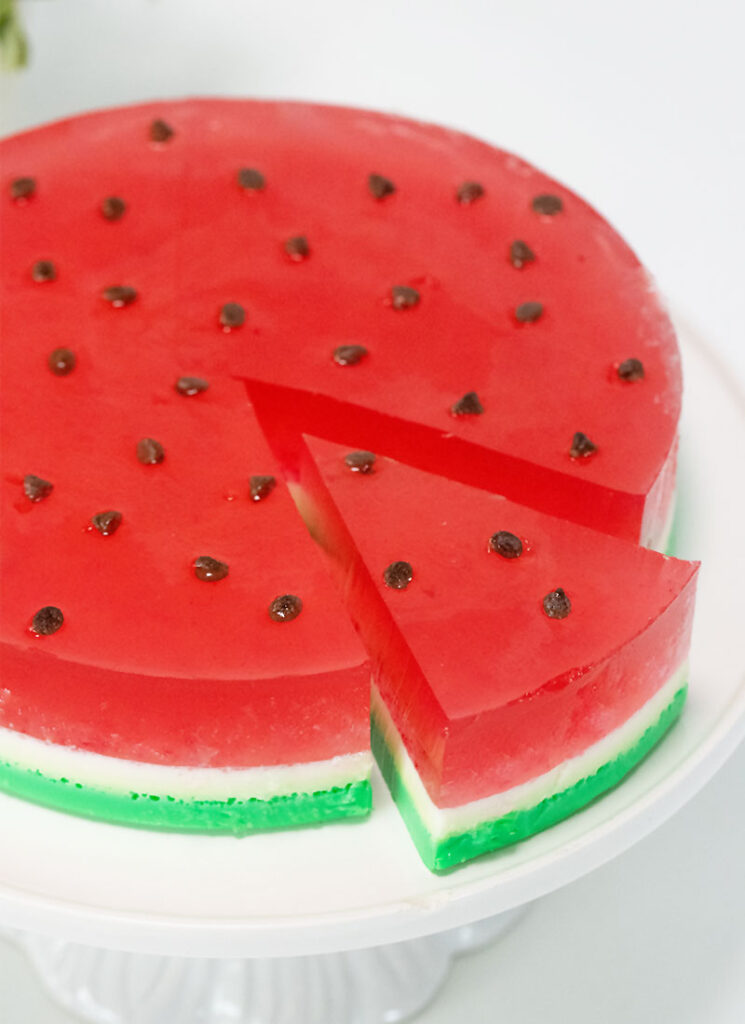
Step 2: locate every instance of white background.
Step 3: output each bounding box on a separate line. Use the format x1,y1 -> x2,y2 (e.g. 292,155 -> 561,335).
0,1 -> 743,1021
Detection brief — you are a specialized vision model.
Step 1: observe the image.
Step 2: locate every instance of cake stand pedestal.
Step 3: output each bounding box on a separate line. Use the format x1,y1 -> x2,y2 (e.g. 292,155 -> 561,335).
8,908 -> 527,1024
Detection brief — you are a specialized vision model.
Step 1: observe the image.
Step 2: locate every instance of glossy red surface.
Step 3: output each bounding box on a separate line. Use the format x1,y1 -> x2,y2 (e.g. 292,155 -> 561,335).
303,439 -> 698,806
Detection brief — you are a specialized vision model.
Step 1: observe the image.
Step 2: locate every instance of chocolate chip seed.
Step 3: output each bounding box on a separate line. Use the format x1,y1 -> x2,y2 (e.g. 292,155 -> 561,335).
136,438 -> 165,465
269,594 -> 303,622
32,260 -> 56,283
383,561 -> 414,590
175,376 -> 209,396
237,167 -> 266,191
617,358 -> 645,382
543,588 -> 572,619
451,391 -> 484,417
569,432 -> 597,459
24,474 -> 54,502
391,285 -> 420,310
102,285 -> 137,307
532,194 -> 563,215
368,173 -> 396,200
249,475 -> 277,502
10,177 -> 36,200
333,344 -> 368,366
219,302 -> 245,329
101,196 -> 127,221
489,531 -> 524,559
91,510 -> 123,536
31,606 -> 64,635
48,348 -> 76,376
193,556 -> 229,582
510,240 -> 536,269
456,181 -> 485,204
515,301 -> 544,323
284,235 -> 310,261
149,119 -> 174,143
344,450 -> 376,474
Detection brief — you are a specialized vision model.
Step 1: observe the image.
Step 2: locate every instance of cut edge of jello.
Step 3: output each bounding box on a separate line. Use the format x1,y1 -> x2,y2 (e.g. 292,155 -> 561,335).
0,732 -> 373,834
372,669 -> 688,872
245,380 -> 677,546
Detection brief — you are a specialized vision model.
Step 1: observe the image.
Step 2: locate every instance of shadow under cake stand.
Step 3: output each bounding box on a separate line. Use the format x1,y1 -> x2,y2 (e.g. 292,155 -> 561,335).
1,326 -> 743,1024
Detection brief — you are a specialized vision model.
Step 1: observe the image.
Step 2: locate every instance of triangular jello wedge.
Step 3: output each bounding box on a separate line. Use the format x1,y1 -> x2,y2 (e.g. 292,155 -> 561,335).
299,437 -> 699,870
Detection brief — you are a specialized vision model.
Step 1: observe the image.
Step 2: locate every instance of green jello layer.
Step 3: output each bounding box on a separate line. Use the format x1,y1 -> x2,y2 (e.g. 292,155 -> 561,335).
372,684 -> 687,872
0,760 -> 372,834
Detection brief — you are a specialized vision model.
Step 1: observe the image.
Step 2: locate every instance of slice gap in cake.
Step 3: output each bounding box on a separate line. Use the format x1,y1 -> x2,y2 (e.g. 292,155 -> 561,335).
294,435 -> 698,871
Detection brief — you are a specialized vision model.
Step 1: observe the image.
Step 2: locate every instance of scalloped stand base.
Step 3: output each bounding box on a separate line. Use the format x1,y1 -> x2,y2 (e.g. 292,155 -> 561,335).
8,908 -> 527,1024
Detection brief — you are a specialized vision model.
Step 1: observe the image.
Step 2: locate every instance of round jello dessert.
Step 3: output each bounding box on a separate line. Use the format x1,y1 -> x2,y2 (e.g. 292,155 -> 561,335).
0,100 -> 697,868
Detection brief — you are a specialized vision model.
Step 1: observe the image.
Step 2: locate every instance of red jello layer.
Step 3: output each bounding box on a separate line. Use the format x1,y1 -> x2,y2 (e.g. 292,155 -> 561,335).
302,438 -> 698,807
0,643 -> 369,768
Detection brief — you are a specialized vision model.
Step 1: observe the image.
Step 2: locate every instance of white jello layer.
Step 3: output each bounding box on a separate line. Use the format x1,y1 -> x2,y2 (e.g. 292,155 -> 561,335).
372,662 -> 687,839
651,491 -> 676,553
0,727 -> 372,800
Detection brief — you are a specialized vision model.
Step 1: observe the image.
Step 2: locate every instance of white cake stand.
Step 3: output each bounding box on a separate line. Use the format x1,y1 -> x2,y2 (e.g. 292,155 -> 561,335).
1,324 -> 743,1024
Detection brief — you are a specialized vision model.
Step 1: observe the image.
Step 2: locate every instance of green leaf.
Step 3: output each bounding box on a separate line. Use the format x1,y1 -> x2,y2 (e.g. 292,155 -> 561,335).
0,0 -> 29,71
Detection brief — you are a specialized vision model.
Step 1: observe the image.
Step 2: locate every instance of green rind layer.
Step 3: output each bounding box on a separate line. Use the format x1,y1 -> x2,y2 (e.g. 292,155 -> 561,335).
0,760 -> 372,834
372,684 -> 688,872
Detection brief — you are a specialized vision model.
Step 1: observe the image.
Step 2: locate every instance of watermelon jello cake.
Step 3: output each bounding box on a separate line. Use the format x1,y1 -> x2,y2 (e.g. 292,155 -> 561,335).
297,440 -> 698,870
0,98 -> 697,865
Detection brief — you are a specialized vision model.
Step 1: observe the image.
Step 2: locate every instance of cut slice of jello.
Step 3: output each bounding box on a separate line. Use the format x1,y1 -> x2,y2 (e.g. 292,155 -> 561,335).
0,374 -> 372,831
300,437 -> 698,870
